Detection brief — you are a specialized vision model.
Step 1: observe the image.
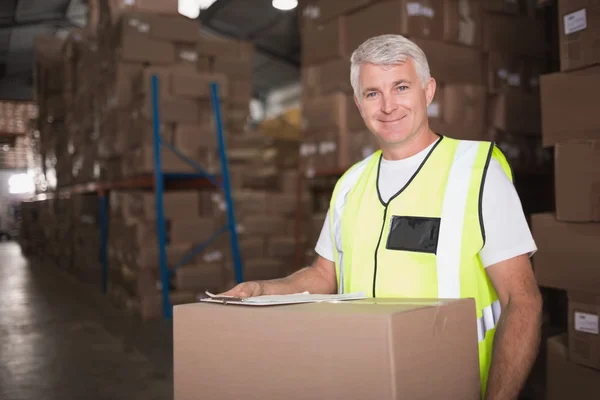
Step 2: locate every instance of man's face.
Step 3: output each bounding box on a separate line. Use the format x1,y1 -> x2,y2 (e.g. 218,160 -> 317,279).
354,60 -> 435,147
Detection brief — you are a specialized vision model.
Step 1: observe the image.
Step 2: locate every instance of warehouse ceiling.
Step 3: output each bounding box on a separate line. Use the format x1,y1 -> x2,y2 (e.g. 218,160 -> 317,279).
0,0 -> 86,100
0,0 -> 301,100
199,0 -> 301,97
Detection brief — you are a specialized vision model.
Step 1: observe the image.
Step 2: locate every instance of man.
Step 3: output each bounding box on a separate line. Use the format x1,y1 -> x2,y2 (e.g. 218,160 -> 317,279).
222,35 -> 542,400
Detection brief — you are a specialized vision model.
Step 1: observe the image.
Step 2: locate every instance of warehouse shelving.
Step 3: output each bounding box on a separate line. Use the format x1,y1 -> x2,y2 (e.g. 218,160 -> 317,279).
32,75 -> 243,319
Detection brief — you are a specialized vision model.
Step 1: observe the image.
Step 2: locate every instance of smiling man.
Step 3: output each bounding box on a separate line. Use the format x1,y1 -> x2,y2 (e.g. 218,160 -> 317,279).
222,34 -> 542,399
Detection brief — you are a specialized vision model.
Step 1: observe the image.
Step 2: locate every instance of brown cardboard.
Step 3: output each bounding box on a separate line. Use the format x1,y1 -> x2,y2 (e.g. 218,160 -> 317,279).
555,141 -> 600,222
238,216 -> 287,236
171,71 -> 228,99
547,334 -> 600,400
120,34 -> 175,64
558,0 -> 600,71
488,90 -> 541,134
568,292 -> 600,370
443,0 -> 482,47
174,298 -> 480,400
229,79 -> 253,105
482,0 -> 520,14
170,218 -> 216,244
243,258 -> 285,281
175,44 -> 200,67
175,262 -> 224,293
267,194 -> 297,216
482,13 -> 545,57
302,58 -> 353,97
141,97 -> 200,124
309,0 -> 372,24
346,0 -> 444,53
197,36 -> 254,62
302,17 -> 347,65
540,67 -> 600,146
303,93 -> 362,133
173,124 -> 217,151
112,0 -> 179,15
485,52 -> 526,93
239,237 -> 265,260
211,58 -> 252,81
532,213 -> 600,294
428,84 -> 486,140
266,236 -> 296,259
413,38 -> 484,84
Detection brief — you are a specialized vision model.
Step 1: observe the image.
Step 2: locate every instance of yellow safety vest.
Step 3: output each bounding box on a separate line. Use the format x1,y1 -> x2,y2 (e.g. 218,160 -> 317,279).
329,136 -> 513,397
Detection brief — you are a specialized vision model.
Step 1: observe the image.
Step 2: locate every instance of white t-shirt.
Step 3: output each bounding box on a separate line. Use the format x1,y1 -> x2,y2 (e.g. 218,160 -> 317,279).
315,141 -> 537,268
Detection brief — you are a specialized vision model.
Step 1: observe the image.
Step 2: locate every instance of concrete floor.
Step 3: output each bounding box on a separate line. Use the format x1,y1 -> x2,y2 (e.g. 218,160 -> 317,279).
0,242 -> 174,400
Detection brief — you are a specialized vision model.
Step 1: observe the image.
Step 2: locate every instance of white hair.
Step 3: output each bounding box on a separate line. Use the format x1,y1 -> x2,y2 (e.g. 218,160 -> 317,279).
350,34 -> 431,98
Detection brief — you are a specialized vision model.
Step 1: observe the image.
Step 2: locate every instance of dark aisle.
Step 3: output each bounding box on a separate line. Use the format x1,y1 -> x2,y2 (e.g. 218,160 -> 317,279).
0,242 -> 173,400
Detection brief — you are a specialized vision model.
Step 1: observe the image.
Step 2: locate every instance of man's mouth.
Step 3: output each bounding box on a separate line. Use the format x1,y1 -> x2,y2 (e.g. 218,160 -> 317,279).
379,115 -> 407,123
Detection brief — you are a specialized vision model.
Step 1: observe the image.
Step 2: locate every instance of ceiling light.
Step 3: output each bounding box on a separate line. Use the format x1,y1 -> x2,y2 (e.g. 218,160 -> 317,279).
272,0 -> 298,11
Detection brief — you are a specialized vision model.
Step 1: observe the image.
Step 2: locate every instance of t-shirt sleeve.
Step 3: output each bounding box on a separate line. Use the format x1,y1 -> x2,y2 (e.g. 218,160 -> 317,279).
479,159 -> 538,268
315,209 -> 336,262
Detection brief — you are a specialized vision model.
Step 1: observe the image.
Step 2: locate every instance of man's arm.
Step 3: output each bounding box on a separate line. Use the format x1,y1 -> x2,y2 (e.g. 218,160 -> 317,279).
220,256 -> 337,297
484,254 -> 543,400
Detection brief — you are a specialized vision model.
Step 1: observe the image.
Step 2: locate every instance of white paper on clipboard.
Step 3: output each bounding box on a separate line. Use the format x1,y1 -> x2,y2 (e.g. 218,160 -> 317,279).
200,291 -> 367,306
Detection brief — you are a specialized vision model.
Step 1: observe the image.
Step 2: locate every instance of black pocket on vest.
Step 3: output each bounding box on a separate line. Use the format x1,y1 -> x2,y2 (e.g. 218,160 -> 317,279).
386,216 -> 441,254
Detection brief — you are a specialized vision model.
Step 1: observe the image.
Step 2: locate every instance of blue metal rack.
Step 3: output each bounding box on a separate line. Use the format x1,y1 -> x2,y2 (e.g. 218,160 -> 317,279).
94,74 -> 244,319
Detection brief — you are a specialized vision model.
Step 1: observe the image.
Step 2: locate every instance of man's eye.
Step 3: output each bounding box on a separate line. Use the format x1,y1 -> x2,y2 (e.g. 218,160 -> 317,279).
366,92 -> 377,98
397,85 -> 408,91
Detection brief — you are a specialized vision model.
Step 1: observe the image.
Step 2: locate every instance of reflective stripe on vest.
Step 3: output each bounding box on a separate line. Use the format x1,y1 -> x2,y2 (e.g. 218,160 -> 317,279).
437,140 -> 501,342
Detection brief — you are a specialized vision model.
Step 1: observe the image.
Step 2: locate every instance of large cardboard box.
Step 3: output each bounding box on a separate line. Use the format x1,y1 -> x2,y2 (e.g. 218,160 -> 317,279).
170,71 -> 228,99
568,292 -> 600,370
483,13 -> 545,57
346,0 -> 445,52
302,17 -> 347,65
303,0 -> 372,24
302,58 -> 353,97
120,34 -> 175,64
488,90 -> 541,134
558,0 -> 600,71
532,213 -> 600,294
174,298 -> 480,400
547,334 -> 600,400
540,67 -> 600,146
303,93 -> 363,133
428,84 -> 486,140
555,140 -> 600,222
414,38 -> 484,84
442,0 -> 482,47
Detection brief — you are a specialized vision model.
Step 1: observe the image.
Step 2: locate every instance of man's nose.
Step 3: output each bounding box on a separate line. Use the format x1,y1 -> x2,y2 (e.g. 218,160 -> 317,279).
381,95 -> 397,114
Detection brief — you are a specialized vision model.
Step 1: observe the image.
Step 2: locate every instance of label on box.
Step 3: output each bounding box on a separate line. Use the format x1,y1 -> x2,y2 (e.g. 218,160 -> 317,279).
575,312 -> 599,334
407,3 -> 435,18
507,73 -> 521,87
179,51 -> 198,62
564,9 -> 587,35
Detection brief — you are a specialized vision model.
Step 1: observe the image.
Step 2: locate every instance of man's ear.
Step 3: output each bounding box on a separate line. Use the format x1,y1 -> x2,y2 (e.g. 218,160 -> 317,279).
353,95 -> 364,118
425,77 -> 436,107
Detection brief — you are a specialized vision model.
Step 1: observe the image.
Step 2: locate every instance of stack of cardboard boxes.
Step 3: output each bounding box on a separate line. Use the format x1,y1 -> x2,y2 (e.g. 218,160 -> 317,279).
531,0 -> 600,396
298,0 -> 551,262
0,101 -> 38,169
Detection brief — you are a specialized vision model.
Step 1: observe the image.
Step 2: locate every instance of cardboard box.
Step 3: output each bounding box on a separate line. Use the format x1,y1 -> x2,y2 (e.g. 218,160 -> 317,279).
532,213 -> 600,294
555,141 -> 600,222
170,218 -> 216,245
111,0 -> 179,15
171,71 -> 228,99
485,53 -> 526,93
238,216 -> 287,236
174,298 -> 480,400
175,262 -> 224,293
568,292 -> 600,370
302,17 -> 347,65
443,0 -> 482,47
483,13 -> 545,57
482,0 -> 520,14
119,31 -> 175,64
243,258 -> 285,281
266,236 -> 296,259
239,237 -> 265,259
173,124 -> 217,151
540,67 -> 600,146
141,97 -> 200,124
346,0 -> 444,53
304,0 -> 372,24
303,93 -> 363,133
267,194 -> 297,216
197,36 -> 254,62
302,58 -> 353,97
414,38 -> 484,84
488,90 -> 541,134
547,334 -> 600,400
428,84 -> 486,140
558,0 -> 600,71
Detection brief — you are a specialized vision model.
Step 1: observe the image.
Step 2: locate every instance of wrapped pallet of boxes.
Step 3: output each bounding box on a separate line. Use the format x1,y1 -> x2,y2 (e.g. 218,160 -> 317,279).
174,298 -> 481,400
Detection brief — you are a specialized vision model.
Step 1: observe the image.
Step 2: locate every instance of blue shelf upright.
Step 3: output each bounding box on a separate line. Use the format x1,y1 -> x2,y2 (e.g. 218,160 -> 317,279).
150,75 -> 244,319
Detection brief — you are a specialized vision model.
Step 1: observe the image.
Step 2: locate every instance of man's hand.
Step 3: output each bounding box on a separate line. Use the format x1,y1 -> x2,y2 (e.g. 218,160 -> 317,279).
219,281 -> 263,298
484,254 -> 543,400
218,256 -> 337,298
